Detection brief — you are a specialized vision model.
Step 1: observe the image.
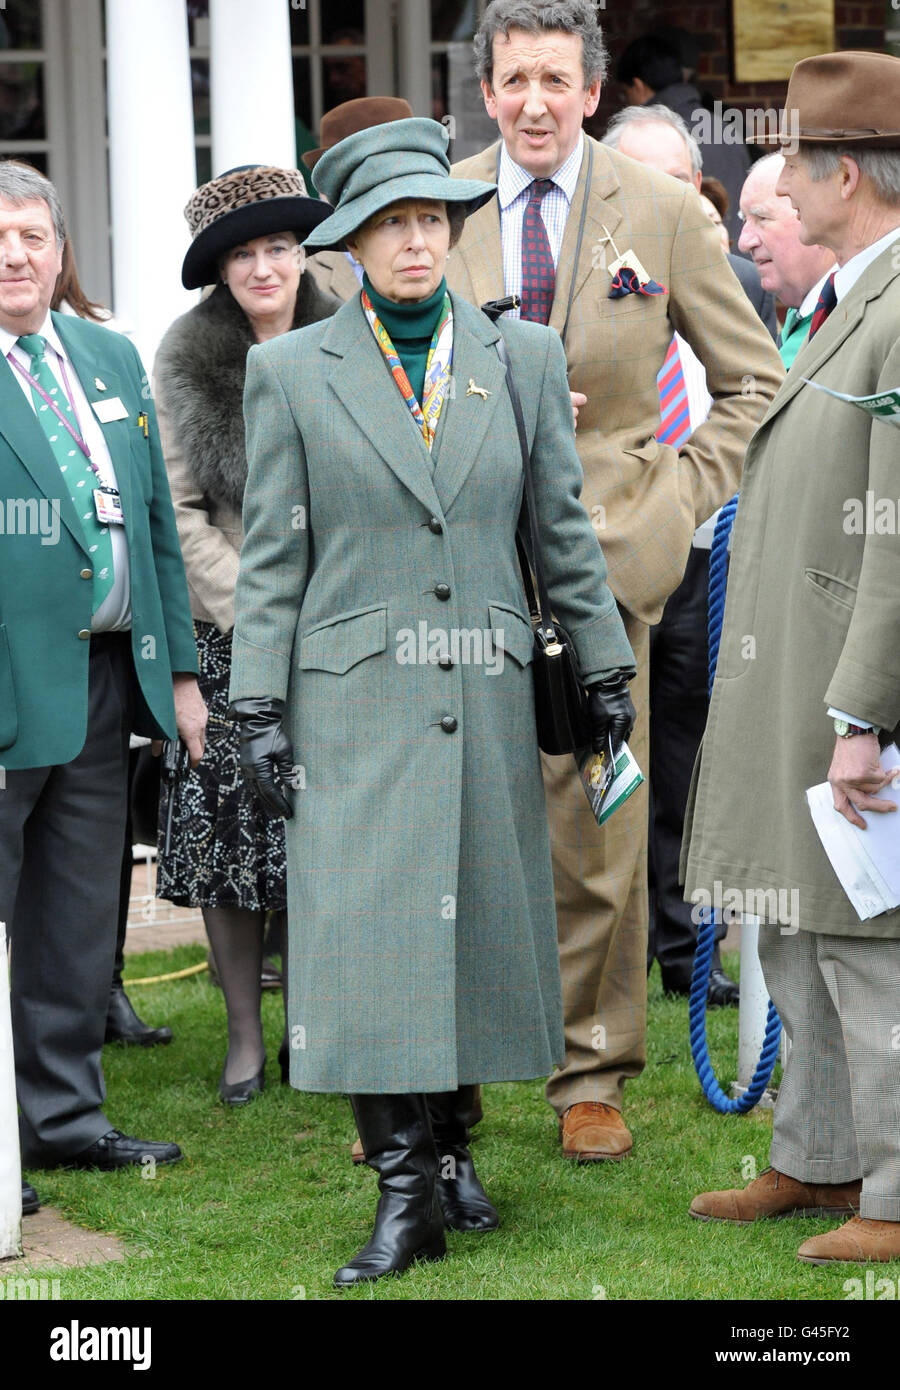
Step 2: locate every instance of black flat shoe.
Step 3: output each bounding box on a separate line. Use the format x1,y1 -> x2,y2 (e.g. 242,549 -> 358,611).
62,1129 -> 183,1171
105,986 -> 173,1047
22,1179 -> 40,1215
219,1057 -> 266,1106
707,968 -> 740,1007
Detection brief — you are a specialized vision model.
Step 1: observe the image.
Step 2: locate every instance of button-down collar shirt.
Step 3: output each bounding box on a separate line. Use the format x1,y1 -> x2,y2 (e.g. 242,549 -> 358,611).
497,131 -> 584,319
0,312 -> 131,631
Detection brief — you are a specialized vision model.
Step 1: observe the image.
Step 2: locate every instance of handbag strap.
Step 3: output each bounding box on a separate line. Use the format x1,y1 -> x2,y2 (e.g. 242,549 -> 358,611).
489,327 -> 558,644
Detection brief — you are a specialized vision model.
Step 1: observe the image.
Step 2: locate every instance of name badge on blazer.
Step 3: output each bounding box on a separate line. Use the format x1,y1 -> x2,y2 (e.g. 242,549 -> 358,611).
92,396 -> 129,424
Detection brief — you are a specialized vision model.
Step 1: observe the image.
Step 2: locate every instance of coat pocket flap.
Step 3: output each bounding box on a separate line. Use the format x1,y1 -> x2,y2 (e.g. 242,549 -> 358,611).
488,603 -> 535,669
298,603 -> 388,675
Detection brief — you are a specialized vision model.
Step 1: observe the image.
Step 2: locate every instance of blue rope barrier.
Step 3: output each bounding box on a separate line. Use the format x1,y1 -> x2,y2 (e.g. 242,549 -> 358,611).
688,495 -> 783,1113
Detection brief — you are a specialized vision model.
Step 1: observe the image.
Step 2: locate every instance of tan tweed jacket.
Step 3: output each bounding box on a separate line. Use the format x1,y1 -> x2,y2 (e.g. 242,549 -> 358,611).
448,136 -> 785,625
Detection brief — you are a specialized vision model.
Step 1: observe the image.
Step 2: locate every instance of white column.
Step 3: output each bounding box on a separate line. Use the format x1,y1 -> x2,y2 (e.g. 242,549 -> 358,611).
105,0 -> 196,367
210,0 -> 296,174
397,0 -> 432,117
0,923 -> 22,1261
732,916 -> 776,1108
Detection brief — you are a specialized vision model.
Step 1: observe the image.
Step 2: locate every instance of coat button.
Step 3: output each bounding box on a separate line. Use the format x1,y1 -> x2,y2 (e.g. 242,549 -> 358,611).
438,655 -> 453,670
80,568 -> 93,580
77,629 -> 91,640
440,715 -> 458,733
428,517 -> 443,535
434,583 -> 451,601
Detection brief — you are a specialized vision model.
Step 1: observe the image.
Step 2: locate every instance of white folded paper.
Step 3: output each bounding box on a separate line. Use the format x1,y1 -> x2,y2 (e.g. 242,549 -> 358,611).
806,743 -> 900,920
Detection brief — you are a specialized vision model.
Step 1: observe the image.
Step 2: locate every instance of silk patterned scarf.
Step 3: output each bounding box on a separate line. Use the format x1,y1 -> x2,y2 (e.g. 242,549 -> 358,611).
361,288 -> 453,452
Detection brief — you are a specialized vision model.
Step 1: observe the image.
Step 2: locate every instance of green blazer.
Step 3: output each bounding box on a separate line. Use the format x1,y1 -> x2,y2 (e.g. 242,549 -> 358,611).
231,290 -> 634,1092
0,312 -> 197,770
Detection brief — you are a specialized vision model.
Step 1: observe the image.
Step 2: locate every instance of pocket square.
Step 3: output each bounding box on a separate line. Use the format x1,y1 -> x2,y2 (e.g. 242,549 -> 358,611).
608,249 -> 667,299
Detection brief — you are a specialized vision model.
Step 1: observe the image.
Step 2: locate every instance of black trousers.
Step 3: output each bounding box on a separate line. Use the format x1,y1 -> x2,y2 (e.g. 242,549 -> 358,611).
647,548 -> 726,985
2,635 -> 132,1161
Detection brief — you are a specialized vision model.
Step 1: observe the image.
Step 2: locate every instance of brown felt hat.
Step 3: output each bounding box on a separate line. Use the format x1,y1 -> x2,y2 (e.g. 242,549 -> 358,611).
302,97 -> 414,170
764,51 -> 900,149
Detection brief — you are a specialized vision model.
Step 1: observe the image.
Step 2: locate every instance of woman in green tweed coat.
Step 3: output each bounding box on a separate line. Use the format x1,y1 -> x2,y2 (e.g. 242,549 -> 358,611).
228,119 -> 635,1286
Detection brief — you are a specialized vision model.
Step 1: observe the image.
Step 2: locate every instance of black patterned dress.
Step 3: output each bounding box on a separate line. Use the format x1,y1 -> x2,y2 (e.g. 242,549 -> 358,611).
156,621 -> 287,910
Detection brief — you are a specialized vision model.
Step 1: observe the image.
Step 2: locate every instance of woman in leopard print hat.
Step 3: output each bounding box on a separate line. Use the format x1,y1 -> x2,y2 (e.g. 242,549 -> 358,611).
153,166 -> 339,1105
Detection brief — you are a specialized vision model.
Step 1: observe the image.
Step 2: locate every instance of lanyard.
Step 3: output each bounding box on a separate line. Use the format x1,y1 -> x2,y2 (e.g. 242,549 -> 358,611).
8,349 -> 94,468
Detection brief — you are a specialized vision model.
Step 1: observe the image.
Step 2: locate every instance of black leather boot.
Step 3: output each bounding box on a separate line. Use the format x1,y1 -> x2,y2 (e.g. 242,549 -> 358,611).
105,985 -> 173,1046
334,1093 -> 446,1287
427,1086 -> 499,1232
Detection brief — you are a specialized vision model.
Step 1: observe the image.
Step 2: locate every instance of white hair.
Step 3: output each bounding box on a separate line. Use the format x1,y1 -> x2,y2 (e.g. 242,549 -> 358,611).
603,104 -> 703,179
798,145 -> 900,207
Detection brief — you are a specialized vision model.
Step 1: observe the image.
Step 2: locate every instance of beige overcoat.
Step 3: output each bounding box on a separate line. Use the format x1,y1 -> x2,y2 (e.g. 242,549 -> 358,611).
682,238 -> 900,937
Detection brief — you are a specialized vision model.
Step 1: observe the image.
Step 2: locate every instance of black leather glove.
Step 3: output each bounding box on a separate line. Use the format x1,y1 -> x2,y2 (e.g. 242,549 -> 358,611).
227,697 -> 295,820
585,671 -> 636,756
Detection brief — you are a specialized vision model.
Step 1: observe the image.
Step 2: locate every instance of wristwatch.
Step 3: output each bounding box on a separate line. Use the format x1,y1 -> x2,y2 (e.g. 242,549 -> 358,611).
833,718 -> 875,738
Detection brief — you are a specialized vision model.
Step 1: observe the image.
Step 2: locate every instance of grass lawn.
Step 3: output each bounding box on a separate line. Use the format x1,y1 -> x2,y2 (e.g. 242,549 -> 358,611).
20,945 -> 895,1302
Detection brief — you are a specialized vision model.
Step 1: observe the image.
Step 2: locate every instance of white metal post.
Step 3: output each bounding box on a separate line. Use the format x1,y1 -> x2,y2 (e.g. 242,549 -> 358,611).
397,0 -> 432,116
0,923 -> 22,1260
105,0 -> 197,366
731,915 -> 777,1107
210,0 -> 296,175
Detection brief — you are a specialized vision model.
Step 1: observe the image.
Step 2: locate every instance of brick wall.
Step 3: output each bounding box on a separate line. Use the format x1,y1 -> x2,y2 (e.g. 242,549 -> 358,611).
589,0 -> 888,137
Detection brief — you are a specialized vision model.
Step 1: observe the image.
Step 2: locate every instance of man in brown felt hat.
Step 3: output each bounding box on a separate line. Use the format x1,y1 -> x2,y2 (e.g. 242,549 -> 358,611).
305,97 -> 414,303
685,50 -> 900,1264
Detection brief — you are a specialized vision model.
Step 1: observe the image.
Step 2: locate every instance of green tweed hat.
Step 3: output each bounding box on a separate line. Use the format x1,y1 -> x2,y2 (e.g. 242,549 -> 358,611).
303,117 -> 496,252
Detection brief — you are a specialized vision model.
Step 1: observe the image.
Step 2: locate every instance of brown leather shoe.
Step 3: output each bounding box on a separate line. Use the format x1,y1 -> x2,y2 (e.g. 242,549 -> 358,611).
798,1216 -> 900,1264
350,1136 -> 365,1164
690,1168 -> 862,1224
560,1102 -> 632,1161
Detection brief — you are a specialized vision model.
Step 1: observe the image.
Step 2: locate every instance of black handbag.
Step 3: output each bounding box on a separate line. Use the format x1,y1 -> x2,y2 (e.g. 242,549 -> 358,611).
484,303 -> 592,755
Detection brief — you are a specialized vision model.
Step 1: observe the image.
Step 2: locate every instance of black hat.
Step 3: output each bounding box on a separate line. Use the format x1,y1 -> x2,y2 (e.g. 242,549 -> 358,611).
181,164 -> 332,289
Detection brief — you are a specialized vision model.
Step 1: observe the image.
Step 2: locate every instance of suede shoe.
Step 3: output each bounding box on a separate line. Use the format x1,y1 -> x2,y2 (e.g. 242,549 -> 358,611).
22,1180 -> 40,1215
62,1130 -> 183,1171
798,1216 -> 900,1264
560,1102 -> 633,1161
690,1168 -> 861,1224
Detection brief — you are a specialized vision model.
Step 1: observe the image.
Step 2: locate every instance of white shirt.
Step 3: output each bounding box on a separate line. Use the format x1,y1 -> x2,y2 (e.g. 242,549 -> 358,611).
1,312 -> 131,631
497,132 -> 584,318
799,267 -> 834,320
820,224 -> 900,732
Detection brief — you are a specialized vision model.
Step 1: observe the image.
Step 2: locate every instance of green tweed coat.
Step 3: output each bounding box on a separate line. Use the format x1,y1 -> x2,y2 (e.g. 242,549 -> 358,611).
682,239 -> 900,938
230,290 -> 634,1092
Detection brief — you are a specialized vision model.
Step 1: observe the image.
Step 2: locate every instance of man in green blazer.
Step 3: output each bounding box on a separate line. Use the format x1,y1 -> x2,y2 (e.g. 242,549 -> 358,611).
685,52 -> 900,1264
0,163 -> 204,1205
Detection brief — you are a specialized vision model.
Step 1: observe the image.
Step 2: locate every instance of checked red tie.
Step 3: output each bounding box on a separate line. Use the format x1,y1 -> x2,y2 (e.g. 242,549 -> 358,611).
657,337 -> 692,448
808,271 -> 837,340
520,179 -> 555,324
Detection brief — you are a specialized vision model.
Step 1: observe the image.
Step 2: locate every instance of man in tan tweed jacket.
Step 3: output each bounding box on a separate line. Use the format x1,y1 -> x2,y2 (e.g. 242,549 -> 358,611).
447,0 -> 784,1160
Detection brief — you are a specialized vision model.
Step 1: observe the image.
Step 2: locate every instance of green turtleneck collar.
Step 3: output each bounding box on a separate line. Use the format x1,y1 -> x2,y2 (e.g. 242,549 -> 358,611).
363,274 -> 448,342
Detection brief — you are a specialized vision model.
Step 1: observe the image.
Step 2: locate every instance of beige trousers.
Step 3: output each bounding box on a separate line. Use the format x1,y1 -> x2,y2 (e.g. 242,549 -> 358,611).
544,615 -> 650,1116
